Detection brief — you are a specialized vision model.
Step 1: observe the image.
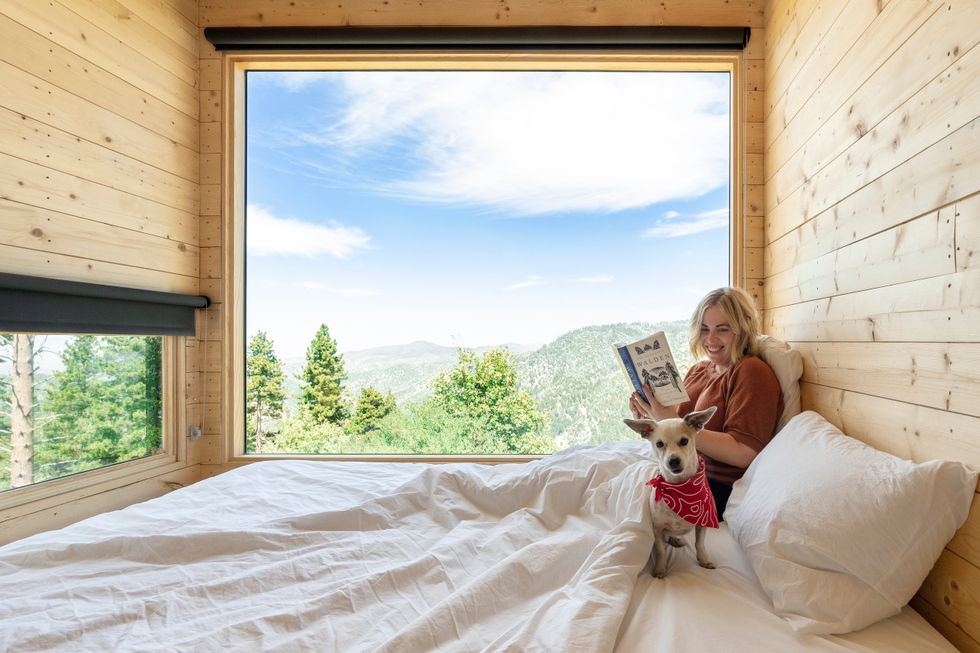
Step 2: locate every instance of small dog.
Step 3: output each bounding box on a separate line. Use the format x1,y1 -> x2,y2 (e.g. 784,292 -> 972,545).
625,406 -> 718,578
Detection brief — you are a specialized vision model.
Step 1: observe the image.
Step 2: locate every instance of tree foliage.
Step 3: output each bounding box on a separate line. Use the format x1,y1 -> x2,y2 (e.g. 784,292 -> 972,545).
300,324 -> 349,425
36,336 -> 162,482
349,386 -> 397,434
245,331 -> 286,452
430,348 -> 552,454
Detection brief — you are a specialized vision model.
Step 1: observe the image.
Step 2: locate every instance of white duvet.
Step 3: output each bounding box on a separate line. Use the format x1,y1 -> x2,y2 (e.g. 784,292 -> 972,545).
0,441 -> 957,652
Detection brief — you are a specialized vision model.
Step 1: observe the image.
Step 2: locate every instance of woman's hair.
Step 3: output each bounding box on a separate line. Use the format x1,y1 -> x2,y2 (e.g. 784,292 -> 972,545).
688,287 -> 761,365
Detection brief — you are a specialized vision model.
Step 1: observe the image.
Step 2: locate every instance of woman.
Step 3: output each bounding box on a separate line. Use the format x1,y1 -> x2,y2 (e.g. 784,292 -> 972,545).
630,287 -> 782,516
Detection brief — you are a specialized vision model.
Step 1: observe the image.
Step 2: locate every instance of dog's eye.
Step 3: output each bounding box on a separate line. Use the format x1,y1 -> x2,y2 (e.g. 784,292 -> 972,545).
655,441 -> 665,448
679,437 -> 689,447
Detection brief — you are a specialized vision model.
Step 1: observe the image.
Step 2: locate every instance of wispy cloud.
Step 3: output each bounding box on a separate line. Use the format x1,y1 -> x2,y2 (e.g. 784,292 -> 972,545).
663,210 -> 681,220
247,204 -> 371,257
642,207 -> 729,239
300,280 -> 380,296
576,274 -> 614,284
261,71 -> 729,216
506,275 -> 545,290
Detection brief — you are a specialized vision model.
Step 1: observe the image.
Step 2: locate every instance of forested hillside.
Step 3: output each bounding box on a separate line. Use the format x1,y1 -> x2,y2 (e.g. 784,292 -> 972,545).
336,319 -> 694,447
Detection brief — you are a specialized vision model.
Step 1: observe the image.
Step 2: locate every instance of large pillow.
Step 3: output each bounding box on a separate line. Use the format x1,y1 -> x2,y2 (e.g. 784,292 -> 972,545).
725,411 -> 977,635
755,335 -> 802,431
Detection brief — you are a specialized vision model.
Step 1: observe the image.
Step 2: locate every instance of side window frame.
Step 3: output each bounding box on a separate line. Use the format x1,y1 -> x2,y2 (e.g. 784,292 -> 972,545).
0,335 -> 184,512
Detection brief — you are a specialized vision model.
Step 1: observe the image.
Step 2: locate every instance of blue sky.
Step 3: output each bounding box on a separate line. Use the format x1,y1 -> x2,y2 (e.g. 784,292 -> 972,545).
245,70 -> 731,358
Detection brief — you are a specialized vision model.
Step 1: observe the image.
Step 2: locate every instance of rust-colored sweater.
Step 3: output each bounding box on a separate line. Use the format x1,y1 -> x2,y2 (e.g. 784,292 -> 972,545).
677,355 -> 783,485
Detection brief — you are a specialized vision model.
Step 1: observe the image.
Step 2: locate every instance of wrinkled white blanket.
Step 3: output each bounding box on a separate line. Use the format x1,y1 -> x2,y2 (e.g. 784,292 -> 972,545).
0,442 -> 660,652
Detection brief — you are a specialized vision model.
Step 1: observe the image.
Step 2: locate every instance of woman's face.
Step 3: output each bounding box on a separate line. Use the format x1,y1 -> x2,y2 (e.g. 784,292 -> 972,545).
700,305 -> 736,370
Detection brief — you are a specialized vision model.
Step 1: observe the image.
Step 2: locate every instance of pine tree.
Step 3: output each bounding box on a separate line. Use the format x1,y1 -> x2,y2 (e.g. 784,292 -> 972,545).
300,324 -> 349,425
38,336 -> 161,480
9,334 -> 35,488
245,331 -> 286,452
349,386 -> 397,434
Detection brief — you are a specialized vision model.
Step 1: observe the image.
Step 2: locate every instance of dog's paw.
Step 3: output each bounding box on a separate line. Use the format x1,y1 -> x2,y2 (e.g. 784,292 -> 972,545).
698,560 -> 716,570
667,536 -> 685,548
652,568 -> 667,579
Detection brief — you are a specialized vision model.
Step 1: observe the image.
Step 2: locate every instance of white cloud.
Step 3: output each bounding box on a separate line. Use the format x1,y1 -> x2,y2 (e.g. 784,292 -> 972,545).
295,71 -> 729,216
663,210 -> 681,220
576,274 -> 614,284
247,204 -> 370,258
642,207 -> 729,239
507,275 -> 545,290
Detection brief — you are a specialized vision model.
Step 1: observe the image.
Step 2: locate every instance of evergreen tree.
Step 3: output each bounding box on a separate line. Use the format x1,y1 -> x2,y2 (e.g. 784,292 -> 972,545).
38,336 -> 161,480
431,348 -> 551,454
245,331 -> 286,452
349,386 -> 397,434
300,324 -> 349,425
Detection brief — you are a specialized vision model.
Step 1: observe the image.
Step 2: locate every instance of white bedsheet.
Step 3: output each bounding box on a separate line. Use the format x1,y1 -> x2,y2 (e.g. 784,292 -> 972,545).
0,441 -> 957,652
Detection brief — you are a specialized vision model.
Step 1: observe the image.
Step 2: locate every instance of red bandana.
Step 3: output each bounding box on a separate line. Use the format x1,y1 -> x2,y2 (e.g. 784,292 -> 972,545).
645,456 -> 719,528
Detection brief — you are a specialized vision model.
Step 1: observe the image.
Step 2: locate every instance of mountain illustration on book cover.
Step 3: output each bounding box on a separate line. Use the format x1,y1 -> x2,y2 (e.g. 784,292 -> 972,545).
613,331 -> 689,406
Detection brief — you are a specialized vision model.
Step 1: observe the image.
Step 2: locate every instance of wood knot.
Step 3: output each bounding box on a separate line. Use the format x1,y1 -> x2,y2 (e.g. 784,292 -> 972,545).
30,228 -> 43,238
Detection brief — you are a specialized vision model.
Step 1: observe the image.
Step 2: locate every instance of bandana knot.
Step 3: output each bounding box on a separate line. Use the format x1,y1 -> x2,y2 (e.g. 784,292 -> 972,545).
645,455 -> 719,528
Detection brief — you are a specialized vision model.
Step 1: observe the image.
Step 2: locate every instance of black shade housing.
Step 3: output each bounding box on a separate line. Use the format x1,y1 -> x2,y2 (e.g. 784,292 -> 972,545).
204,26 -> 751,51
0,273 -> 210,336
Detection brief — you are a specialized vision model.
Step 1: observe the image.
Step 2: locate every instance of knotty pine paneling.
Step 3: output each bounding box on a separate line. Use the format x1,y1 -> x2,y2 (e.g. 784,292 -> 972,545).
0,0 -> 202,541
765,0 -> 980,645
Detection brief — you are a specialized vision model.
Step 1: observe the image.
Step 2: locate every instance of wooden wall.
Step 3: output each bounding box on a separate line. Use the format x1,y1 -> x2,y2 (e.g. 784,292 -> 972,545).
763,0 -> 980,649
0,0 -> 205,541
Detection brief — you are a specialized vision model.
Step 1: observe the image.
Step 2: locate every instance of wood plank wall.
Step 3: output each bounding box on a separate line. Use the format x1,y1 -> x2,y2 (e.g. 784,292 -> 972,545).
0,0 -> 205,540
763,0 -> 980,649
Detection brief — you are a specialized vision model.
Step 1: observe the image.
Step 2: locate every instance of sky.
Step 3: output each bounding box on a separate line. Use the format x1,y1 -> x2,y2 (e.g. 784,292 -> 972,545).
245,70 -> 731,358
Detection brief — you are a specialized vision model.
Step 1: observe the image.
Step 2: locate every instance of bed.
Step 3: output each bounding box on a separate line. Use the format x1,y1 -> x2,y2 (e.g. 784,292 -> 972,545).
0,410 -> 973,652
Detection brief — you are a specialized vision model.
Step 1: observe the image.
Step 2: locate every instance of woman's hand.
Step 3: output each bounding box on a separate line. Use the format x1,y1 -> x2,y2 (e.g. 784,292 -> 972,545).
629,386 -> 679,421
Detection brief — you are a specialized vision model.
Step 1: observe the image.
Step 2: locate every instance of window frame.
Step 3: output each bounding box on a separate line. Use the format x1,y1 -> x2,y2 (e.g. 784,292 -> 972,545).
0,335 -> 185,513
223,51 -> 746,464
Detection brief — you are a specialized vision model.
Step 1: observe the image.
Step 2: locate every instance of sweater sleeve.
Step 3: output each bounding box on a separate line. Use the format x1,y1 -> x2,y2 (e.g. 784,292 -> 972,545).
723,357 -> 783,453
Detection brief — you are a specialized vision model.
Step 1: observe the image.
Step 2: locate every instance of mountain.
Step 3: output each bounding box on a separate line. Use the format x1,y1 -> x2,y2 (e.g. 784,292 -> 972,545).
324,320 -> 693,446
283,340 -> 542,407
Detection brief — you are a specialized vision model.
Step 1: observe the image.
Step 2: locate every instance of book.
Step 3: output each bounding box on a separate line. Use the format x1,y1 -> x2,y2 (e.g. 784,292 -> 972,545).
614,331 -> 690,406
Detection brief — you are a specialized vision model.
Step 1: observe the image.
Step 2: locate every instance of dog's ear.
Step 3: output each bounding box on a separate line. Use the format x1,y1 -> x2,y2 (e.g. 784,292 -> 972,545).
683,406 -> 717,432
623,418 -> 657,437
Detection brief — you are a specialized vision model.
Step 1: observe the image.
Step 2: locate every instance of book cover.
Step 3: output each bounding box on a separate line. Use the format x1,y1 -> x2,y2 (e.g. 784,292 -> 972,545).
613,331 -> 690,407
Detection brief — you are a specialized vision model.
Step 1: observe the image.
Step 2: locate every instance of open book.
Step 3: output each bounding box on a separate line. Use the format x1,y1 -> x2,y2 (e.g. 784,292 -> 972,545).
614,331 -> 690,406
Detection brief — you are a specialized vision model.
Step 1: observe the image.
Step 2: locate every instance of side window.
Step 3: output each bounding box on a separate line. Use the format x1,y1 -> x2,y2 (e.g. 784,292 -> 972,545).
0,334 -> 163,491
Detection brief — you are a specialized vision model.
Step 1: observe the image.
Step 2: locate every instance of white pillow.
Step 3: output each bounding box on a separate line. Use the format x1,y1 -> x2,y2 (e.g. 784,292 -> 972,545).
755,335 -> 802,431
726,411 -> 977,635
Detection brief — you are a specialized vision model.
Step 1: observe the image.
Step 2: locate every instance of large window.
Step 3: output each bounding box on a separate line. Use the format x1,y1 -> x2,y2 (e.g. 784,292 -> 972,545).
238,60 -> 736,458
0,334 -> 164,492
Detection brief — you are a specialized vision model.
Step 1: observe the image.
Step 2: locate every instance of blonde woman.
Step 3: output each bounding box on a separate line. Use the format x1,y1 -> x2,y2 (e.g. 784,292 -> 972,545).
630,287 -> 783,515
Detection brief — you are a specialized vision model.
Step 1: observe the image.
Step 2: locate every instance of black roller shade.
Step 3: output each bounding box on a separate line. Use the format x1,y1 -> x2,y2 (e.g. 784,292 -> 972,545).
0,273 -> 210,336
204,26 -> 750,51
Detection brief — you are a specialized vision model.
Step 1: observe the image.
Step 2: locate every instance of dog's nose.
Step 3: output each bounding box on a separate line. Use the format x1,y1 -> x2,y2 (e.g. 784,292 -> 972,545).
667,455 -> 682,471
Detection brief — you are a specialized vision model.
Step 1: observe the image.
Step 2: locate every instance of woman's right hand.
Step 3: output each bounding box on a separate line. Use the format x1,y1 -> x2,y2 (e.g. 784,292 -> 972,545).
630,387 -> 680,421
630,391 -> 654,419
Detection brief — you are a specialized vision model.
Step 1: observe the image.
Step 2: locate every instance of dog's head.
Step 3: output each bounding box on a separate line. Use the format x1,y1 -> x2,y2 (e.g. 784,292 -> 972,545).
624,406 -> 717,482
